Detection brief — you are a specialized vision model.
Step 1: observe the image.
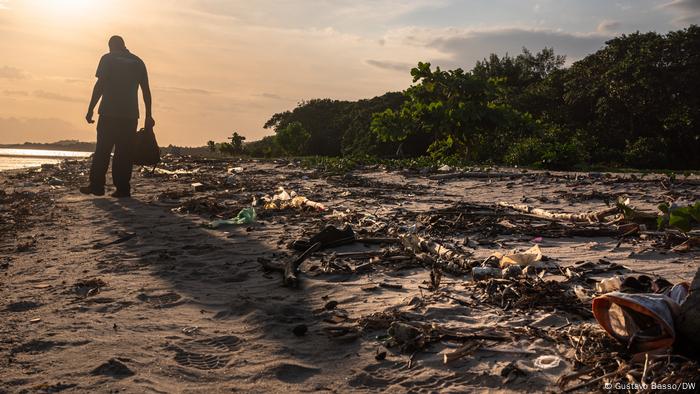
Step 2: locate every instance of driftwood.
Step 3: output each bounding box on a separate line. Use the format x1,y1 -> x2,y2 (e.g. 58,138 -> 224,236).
496,201 -> 619,223
443,341 -> 482,364
401,234 -> 473,274
256,242 -> 324,287
444,342 -> 538,364
355,237 -> 400,245
429,171 -> 523,181
672,236 -> 700,252
561,367 -> 627,393
333,251 -> 385,259
284,241 -> 322,287
264,226 -> 358,287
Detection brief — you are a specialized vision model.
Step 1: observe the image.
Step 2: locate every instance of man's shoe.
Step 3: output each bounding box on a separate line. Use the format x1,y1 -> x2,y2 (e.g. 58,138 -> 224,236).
110,190 -> 131,198
79,185 -> 105,196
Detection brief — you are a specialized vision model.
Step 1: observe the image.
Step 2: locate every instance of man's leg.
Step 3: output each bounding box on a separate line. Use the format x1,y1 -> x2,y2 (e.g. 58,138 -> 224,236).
84,116 -> 116,195
111,118 -> 138,196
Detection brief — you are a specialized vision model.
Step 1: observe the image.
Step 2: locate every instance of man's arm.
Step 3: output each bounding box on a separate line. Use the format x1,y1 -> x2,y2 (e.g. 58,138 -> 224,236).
140,68 -> 155,128
86,79 -> 104,124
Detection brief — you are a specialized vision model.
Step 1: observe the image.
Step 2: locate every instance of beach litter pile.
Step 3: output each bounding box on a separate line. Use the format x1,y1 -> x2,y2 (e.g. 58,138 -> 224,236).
2,154 -> 699,392
140,157 -> 700,389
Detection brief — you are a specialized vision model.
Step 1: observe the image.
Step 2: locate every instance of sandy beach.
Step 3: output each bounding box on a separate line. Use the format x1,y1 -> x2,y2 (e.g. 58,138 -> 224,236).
1,157 -> 699,393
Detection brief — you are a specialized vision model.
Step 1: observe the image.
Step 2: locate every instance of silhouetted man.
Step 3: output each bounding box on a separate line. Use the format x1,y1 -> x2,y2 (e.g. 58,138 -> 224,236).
80,35 -> 154,198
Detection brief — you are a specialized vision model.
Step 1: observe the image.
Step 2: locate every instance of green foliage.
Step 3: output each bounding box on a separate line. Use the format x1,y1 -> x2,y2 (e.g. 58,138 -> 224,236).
207,132 -> 254,157
658,202 -> 700,232
264,99 -> 352,156
245,135 -> 285,158
276,121 -> 310,155
503,137 -> 543,166
341,92 -> 407,156
229,132 -> 246,152
504,125 -> 590,170
248,26 -> 700,170
624,137 -> 669,169
261,93 -> 408,158
298,155 -> 471,174
300,156 -> 361,174
371,61 -> 535,163
562,27 -> 700,168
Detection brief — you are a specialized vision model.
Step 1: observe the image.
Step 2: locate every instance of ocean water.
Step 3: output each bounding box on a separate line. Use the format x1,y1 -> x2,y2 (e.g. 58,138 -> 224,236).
0,148 -> 92,172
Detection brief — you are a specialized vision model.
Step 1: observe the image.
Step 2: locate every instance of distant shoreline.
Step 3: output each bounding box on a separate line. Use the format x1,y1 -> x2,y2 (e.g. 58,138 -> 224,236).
0,147 -> 92,172
0,148 -> 92,158
0,142 -> 95,152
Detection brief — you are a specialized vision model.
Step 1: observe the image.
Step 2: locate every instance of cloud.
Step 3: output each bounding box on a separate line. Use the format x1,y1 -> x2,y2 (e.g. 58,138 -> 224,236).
33,90 -> 83,103
156,86 -> 214,95
64,78 -> 90,84
674,12 -> 700,23
366,59 -> 414,72
385,27 -> 611,69
0,65 -> 27,79
257,92 -> 284,100
186,0 -> 449,29
661,0 -> 700,11
597,20 -> 622,33
206,99 -> 265,113
659,0 -> 700,25
327,0 -> 450,21
0,117 -> 88,144
3,90 -> 28,96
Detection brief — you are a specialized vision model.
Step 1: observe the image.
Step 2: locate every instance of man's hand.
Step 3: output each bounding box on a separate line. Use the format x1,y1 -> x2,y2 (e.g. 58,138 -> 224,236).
85,110 -> 95,124
145,116 -> 155,129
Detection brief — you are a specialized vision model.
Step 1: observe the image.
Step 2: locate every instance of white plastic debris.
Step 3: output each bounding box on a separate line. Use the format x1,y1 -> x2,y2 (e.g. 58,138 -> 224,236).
533,355 -> 562,370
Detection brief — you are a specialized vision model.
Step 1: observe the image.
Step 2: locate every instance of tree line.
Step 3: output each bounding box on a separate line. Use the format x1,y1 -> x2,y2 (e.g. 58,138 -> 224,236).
214,26 -> 700,170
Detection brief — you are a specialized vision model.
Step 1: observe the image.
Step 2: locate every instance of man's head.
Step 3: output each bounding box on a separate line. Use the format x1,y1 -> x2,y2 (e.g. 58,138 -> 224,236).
108,35 -> 127,52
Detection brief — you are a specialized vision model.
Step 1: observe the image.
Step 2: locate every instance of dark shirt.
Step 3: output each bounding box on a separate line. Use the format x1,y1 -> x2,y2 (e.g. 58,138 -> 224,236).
96,50 -> 146,119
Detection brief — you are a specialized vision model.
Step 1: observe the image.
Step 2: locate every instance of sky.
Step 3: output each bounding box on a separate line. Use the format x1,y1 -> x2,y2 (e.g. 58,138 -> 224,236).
0,0 -> 698,146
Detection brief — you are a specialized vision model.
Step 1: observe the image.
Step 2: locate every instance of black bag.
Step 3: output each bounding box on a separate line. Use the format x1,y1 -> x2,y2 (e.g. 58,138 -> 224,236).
132,126 -> 160,166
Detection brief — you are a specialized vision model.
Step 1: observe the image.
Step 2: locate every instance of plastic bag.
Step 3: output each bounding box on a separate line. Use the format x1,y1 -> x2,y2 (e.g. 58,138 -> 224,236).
132,126 -> 160,166
207,207 -> 256,228
495,244 -> 542,268
592,284 -> 688,353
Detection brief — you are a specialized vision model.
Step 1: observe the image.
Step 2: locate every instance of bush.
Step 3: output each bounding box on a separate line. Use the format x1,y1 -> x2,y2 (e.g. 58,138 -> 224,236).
504,137 -> 544,166
504,126 -> 589,169
624,137 -> 669,169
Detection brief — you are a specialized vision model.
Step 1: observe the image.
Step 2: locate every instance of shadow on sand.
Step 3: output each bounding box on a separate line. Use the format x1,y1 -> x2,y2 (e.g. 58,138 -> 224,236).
89,196 -> 360,386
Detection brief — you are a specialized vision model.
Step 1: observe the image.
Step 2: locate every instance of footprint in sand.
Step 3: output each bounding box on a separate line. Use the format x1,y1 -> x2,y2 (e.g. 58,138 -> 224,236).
166,335 -> 242,370
260,363 -> 321,384
137,292 -> 183,308
347,360 -> 505,391
5,300 -> 42,312
12,339 -> 90,355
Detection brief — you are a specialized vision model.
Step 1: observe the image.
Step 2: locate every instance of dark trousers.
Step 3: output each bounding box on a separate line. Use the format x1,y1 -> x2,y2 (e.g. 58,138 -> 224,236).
89,116 -> 138,191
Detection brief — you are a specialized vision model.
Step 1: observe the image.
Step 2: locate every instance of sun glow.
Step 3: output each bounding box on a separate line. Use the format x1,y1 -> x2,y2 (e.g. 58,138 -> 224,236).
38,0 -> 103,18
